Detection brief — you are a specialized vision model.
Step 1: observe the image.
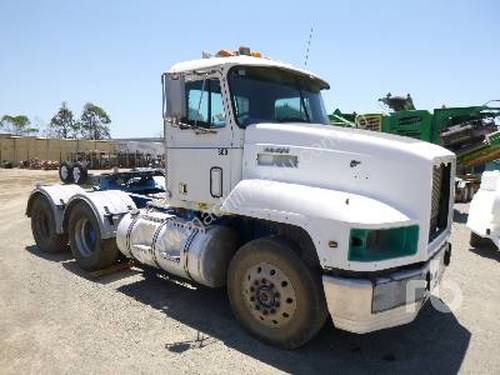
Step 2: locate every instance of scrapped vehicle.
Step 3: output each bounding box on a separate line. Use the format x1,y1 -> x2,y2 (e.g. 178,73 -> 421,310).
467,170 -> 499,249
27,47 -> 454,348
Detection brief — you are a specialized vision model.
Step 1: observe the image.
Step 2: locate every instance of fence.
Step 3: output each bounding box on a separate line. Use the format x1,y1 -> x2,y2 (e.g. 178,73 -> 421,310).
0,135 -> 115,162
0,135 -> 165,169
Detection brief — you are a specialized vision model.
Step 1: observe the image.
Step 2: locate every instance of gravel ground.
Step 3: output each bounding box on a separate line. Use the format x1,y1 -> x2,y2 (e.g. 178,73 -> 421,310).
1,169 -> 499,374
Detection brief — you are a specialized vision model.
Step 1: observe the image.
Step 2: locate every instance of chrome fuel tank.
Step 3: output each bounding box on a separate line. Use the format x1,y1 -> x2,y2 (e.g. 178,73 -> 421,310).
116,210 -> 237,288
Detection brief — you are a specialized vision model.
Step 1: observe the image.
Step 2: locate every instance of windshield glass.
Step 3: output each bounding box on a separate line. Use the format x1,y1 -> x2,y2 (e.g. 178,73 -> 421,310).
228,66 -> 329,128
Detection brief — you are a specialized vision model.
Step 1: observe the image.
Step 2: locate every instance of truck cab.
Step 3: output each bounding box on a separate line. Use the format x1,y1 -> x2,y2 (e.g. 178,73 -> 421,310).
162,55 -> 330,209
27,49 -> 455,348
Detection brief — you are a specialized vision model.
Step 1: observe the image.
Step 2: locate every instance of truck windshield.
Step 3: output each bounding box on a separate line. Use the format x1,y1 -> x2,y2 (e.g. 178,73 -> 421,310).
228,66 -> 329,128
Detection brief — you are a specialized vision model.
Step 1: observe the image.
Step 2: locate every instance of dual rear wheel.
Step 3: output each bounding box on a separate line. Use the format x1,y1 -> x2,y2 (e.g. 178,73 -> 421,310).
59,161 -> 88,185
30,196 -> 119,271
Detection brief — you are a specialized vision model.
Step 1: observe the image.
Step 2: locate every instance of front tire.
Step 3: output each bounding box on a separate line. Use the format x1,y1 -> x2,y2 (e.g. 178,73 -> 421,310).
68,202 -> 120,271
227,237 -> 328,349
59,162 -> 74,184
30,195 -> 68,253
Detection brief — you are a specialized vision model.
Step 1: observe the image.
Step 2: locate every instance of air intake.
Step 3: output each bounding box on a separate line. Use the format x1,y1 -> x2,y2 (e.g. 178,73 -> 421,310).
429,163 -> 451,242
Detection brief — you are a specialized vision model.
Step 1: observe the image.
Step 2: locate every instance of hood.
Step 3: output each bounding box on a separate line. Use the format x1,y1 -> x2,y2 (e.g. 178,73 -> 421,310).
242,122 -> 455,254
244,122 -> 453,164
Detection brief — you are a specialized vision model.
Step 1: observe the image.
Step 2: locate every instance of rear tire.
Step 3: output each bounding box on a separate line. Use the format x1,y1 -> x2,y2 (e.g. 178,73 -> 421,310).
59,162 -> 74,184
467,185 -> 475,202
30,195 -> 68,253
470,232 -> 495,249
227,237 -> 328,349
456,186 -> 466,203
68,202 -> 120,271
72,162 -> 88,185
462,185 -> 471,203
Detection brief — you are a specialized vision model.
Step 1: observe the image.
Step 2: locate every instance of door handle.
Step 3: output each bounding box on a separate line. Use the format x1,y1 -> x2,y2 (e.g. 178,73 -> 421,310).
210,167 -> 223,198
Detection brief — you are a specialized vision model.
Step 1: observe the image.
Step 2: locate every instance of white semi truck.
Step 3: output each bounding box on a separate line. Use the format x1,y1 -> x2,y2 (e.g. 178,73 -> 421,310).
26,49 -> 454,349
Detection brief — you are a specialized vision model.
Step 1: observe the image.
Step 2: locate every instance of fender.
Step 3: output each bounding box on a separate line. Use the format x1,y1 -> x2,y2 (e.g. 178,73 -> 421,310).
64,190 -> 137,239
26,184 -> 85,234
221,179 -> 414,270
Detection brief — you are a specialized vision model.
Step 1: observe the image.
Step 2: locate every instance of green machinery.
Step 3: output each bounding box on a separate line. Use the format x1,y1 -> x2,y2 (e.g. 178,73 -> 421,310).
330,94 -> 500,201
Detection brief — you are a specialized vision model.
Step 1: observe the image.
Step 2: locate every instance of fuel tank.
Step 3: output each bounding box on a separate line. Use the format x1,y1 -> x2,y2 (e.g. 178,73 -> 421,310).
116,209 -> 238,287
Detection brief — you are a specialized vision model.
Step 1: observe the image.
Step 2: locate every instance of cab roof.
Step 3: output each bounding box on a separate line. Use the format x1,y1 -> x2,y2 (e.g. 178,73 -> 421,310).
167,55 -> 330,89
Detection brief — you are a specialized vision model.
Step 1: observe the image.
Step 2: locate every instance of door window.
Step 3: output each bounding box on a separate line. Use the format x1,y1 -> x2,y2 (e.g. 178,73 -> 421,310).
185,79 -> 226,128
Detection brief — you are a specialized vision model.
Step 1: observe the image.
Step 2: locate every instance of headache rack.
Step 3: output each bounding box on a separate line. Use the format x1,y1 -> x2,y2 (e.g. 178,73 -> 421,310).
429,163 -> 452,242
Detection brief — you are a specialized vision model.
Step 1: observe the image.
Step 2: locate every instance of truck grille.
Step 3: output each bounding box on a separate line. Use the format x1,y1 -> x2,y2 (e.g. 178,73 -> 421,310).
429,163 -> 452,242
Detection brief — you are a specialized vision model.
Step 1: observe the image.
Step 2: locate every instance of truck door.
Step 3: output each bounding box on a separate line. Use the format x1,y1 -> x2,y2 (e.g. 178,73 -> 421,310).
165,75 -> 233,207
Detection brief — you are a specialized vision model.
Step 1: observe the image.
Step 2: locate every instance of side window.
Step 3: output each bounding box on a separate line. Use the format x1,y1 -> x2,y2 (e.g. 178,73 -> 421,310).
185,79 -> 226,128
275,97 -> 309,122
187,82 -> 209,124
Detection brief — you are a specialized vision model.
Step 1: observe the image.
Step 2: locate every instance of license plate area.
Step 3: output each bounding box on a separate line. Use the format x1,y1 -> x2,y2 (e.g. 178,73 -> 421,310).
372,243 -> 447,314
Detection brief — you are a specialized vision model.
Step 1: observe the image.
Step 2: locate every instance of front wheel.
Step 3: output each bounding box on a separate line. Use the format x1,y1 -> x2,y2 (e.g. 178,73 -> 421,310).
68,202 -> 120,271
227,237 -> 328,349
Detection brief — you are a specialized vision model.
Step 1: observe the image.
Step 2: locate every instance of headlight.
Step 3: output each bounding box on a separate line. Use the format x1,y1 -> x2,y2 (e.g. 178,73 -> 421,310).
348,225 -> 419,262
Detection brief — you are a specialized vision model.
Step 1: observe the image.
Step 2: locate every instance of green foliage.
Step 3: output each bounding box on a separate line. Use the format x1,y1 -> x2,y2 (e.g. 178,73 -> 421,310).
49,102 -> 79,138
79,103 -> 111,140
2,102 -> 111,140
0,114 -> 38,135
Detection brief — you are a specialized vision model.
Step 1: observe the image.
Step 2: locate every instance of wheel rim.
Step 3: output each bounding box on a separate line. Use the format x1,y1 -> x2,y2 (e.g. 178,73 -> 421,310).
243,262 -> 297,328
60,166 -> 68,180
74,217 -> 97,257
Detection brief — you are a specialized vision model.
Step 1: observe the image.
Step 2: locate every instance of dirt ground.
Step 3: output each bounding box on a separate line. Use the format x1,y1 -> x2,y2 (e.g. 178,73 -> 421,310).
1,168 -> 499,374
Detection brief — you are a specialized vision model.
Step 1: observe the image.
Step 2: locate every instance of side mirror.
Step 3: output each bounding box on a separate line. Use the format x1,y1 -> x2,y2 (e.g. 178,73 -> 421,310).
162,73 -> 186,122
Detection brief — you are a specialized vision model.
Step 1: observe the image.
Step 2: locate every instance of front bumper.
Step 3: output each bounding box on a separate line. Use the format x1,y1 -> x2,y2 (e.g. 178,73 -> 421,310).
322,242 -> 451,334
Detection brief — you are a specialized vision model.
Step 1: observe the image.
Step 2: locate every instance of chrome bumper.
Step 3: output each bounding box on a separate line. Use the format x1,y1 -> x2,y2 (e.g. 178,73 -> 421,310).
322,242 -> 451,334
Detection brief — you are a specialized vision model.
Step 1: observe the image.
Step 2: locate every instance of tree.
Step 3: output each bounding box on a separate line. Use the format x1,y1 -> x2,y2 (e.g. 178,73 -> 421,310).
0,115 -> 38,136
79,103 -> 111,140
49,102 -> 79,138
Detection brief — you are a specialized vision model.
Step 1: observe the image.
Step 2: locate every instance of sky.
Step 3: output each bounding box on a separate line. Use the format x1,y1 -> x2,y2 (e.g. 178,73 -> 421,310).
1,0 -> 499,138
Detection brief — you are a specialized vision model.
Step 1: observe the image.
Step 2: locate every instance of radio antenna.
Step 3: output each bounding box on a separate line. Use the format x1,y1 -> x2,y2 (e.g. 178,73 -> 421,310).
304,26 -> 314,68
